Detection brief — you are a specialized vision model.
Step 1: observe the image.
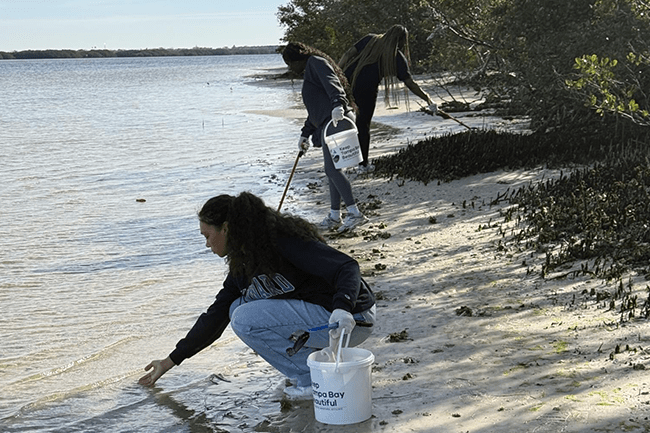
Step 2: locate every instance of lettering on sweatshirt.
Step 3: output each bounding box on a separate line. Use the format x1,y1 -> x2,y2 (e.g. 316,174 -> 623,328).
242,273 -> 295,302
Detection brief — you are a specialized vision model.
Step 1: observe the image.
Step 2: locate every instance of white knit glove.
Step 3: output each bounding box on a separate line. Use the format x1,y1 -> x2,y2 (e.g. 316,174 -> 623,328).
297,136 -> 310,155
328,309 -> 355,340
331,106 -> 345,127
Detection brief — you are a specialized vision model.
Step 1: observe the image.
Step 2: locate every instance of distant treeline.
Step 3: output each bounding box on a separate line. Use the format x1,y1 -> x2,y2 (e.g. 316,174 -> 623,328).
0,45 -> 280,60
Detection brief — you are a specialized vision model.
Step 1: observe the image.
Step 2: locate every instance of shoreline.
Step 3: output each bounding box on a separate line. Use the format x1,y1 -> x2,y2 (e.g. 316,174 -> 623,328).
261,79 -> 650,432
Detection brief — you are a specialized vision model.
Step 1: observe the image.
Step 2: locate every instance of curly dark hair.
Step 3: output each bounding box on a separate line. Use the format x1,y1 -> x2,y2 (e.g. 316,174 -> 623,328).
282,41 -> 357,112
198,191 -> 324,283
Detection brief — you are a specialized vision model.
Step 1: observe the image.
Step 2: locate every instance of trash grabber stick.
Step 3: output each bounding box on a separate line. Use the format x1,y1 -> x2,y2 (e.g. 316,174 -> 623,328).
437,109 -> 473,130
277,151 -> 303,212
420,103 -> 473,131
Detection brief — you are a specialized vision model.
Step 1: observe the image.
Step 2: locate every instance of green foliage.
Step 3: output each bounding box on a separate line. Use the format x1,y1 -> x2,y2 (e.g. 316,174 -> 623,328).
277,0 -> 650,133
567,52 -> 650,125
558,1 -> 650,127
446,0 -> 650,131
277,0 -> 435,65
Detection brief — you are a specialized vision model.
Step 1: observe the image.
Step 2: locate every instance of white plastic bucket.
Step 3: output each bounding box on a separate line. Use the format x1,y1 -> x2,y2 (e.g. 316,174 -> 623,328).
307,333 -> 374,425
323,117 -> 363,169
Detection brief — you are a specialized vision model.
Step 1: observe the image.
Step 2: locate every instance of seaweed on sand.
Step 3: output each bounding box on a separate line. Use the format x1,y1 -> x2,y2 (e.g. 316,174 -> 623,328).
373,126 -> 650,320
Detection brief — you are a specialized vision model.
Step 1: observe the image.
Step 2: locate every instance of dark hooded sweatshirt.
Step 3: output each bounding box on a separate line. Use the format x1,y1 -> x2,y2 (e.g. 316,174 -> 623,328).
169,236 -> 374,365
299,55 -> 352,142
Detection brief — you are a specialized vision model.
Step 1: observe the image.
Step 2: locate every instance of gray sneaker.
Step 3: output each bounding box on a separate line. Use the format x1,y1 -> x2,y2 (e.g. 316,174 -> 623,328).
357,164 -> 375,174
318,215 -> 341,231
337,214 -> 369,233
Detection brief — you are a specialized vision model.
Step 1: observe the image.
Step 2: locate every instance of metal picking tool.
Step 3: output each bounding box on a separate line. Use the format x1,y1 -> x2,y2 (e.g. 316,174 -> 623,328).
287,323 -> 338,357
286,320 -> 373,357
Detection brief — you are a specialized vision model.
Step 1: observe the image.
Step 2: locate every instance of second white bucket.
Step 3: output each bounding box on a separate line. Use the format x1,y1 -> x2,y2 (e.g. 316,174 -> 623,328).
323,117 -> 363,169
307,346 -> 374,425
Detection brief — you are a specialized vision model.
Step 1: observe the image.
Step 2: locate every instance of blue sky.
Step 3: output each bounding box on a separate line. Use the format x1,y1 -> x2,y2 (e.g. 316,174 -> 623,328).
1,1 -> 286,51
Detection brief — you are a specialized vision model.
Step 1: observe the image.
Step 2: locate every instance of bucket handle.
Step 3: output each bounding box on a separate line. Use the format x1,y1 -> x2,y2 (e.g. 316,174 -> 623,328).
335,329 -> 351,372
324,117 -> 357,139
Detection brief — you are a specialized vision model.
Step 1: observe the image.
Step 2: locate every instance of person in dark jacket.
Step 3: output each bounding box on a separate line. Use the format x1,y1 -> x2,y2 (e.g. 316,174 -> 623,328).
339,25 -> 437,171
282,42 -> 369,233
138,192 -> 375,399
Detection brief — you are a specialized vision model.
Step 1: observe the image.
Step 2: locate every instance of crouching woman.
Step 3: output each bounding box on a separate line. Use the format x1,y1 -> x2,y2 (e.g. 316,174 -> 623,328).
138,191 -> 375,399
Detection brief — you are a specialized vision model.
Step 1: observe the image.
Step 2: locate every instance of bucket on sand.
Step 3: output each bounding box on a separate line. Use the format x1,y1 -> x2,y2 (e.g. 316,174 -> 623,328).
323,117 -> 363,169
307,331 -> 374,425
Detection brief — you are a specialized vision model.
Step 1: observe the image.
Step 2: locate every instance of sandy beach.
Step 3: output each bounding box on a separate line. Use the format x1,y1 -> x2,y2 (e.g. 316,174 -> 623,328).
253,78 -> 650,432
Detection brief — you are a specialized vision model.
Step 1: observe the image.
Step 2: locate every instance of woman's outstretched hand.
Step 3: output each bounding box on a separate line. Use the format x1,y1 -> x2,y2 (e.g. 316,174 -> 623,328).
138,356 -> 175,386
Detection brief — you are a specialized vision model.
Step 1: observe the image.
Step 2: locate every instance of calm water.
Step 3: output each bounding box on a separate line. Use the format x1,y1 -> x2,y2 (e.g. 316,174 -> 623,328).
0,55 -> 331,432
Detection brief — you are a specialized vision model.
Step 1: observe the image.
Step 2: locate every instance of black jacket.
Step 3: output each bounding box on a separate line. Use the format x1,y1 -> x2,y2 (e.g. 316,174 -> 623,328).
169,236 -> 374,365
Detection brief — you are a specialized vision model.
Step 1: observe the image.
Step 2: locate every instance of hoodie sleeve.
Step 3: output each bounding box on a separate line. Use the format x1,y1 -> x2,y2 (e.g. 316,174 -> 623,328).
300,119 -> 317,138
168,274 -> 242,365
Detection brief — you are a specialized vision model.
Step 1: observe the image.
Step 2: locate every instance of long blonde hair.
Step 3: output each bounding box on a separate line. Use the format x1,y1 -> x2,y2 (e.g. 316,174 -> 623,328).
343,25 -> 410,106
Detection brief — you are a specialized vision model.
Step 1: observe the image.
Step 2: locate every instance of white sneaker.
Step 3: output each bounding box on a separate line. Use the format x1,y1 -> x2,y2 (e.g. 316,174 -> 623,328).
337,214 -> 369,233
357,164 -> 375,174
283,385 -> 313,400
318,215 -> 341,231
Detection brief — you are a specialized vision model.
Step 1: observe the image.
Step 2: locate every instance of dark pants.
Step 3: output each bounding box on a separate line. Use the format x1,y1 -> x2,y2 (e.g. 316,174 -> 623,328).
351,69 -> 380,167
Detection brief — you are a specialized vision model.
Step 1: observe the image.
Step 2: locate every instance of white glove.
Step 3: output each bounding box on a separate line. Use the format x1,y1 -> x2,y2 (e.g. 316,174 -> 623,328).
428,102 -> 438,114
297,136 -> 310,155
328,309 -> 355,340
331,106 -> 345,127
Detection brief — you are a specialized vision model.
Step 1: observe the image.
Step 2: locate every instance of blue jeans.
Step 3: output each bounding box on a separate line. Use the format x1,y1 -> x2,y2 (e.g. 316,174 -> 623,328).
229,298 -> 375,387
